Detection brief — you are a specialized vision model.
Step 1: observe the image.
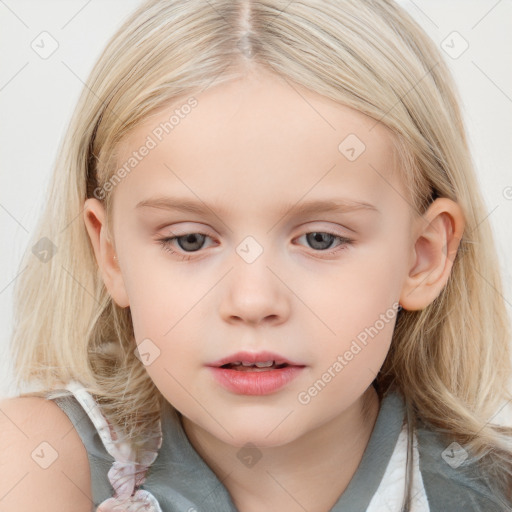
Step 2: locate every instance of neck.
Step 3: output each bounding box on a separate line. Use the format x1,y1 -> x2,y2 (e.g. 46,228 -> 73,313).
181,386 -> 380,512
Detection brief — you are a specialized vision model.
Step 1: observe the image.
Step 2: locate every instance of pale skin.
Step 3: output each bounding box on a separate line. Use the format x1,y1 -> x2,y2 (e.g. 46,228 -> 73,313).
83,67 -> 465,512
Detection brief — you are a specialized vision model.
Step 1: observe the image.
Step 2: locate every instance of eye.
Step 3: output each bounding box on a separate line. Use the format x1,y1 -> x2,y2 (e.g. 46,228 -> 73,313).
156,232 -> 213,260
294,231 -> 354,257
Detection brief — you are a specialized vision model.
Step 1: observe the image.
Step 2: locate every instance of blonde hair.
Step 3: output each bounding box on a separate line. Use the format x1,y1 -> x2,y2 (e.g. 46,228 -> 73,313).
10,0 -> 512,505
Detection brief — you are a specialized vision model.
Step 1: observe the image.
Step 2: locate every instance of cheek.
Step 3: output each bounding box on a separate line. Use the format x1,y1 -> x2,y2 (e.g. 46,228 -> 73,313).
304,232 -> 407,386
311,229 -> 407,328
302,284 -> 399,412
126,279 -> 205,407
122,271 -> 170,341
342,250 -> 404,321
116,234 -> 183,336
118,247 -> 206,373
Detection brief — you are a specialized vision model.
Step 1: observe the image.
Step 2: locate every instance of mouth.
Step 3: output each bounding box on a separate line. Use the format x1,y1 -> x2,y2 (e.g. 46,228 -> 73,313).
208,353 -> 305,395
207,351 -> 305,370
219,361 -> 291,372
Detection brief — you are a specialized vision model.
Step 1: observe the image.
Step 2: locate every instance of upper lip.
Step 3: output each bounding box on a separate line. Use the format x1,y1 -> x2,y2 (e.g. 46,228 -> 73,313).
207,350 -> 305,367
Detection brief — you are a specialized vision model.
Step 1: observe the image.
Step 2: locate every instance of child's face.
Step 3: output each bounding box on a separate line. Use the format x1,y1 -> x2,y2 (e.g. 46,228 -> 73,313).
99,69 -> 417,446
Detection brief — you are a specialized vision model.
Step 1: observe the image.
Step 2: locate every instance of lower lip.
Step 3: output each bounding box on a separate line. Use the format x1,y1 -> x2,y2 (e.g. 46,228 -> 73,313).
208,366 -> 304,395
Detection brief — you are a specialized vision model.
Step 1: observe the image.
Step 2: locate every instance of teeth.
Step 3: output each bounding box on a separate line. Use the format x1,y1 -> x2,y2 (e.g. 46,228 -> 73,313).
238,360 -> 274,367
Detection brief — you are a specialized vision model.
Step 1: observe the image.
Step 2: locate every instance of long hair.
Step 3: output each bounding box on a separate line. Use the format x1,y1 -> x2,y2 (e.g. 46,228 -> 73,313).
10,0 -> 512,505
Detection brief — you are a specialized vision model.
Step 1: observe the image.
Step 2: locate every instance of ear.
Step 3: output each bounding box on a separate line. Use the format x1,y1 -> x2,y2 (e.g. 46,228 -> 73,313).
399,197 -> 465,311
83,198 -> 130,308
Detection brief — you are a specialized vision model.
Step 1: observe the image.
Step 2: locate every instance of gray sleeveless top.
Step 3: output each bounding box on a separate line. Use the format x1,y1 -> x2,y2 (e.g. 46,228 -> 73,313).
51,386 -> 509,511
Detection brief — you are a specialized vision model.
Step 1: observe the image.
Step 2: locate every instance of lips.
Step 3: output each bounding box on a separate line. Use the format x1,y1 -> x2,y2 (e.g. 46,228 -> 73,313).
207,350 -> 305,369
207,350 -> 306,395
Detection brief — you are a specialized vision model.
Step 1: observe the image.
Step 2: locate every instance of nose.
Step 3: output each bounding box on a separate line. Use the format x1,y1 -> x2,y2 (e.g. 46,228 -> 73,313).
218,256 -> 291,327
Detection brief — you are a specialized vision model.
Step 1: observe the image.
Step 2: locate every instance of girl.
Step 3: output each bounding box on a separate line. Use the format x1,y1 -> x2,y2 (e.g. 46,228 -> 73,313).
2,0 -> 512,510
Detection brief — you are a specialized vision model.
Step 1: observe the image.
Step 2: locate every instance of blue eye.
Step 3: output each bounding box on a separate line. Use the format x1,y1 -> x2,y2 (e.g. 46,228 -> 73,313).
156,231 -> 353,260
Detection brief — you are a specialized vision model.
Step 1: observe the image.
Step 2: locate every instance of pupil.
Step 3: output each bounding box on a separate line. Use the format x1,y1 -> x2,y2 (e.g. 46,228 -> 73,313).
178,233 -> 205,252
307,232 -> 334,250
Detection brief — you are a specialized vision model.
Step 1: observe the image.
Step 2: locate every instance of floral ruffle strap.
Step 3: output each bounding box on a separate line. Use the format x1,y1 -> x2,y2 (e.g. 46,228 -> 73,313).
65,380 -> 163,512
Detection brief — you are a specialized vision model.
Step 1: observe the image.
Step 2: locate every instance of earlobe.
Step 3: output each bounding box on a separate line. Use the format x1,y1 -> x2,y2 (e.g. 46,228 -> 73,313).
399,198 -> 465,311
83,198 -> 130,308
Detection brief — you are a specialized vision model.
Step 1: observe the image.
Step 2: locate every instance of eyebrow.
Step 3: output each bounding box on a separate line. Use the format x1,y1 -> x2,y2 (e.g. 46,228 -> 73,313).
135,195 -> 380,218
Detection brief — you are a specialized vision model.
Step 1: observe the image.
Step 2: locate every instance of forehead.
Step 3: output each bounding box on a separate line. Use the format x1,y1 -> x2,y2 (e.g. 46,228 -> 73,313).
112,69 -> 405,217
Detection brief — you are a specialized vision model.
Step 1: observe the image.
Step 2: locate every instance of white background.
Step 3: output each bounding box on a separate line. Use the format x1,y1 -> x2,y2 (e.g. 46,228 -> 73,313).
1,1 -> 511,424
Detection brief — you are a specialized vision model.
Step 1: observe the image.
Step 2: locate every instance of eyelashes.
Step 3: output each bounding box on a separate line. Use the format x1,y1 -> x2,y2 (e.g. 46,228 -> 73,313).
156,231 -> 354,261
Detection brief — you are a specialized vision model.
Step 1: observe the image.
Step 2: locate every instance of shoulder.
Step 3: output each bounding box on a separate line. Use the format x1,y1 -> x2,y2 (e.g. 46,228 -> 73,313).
0,395 -> 92,512
415,420 -> 512,511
